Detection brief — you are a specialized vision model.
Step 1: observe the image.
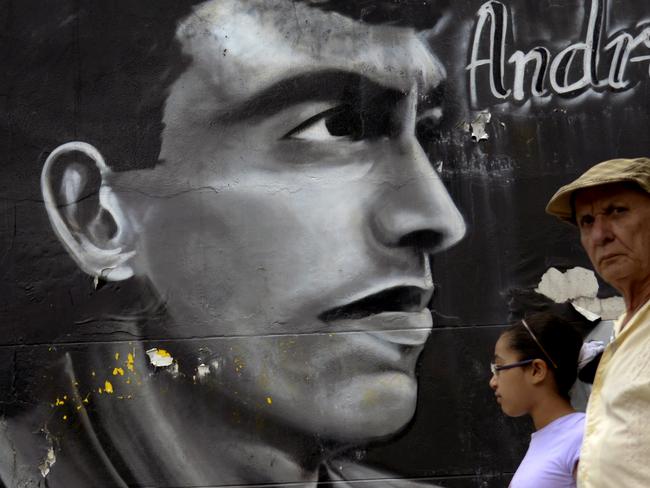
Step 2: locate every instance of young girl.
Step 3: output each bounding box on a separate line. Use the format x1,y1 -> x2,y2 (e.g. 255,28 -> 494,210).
490,312 -> 585,488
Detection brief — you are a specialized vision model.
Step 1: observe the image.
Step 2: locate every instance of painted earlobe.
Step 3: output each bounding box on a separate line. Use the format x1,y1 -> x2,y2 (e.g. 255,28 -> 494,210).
41,141 -> 135,281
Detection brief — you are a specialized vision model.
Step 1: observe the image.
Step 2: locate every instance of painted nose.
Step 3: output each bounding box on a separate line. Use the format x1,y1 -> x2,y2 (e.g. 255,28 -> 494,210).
372,140 -> 465,254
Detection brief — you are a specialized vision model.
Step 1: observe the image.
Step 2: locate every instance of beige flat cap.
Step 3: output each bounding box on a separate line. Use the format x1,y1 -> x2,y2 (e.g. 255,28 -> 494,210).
545,157 -> 650,224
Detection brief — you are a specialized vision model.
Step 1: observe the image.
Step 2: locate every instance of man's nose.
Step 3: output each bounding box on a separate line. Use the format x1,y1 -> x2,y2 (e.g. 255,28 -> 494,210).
590,214 -> 615,246
371,139 -> 466,254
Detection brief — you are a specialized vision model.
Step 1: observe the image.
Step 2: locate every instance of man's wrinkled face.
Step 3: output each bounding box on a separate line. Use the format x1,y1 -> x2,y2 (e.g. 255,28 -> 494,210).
112,0 -> 465,441
575,183 -> 650,294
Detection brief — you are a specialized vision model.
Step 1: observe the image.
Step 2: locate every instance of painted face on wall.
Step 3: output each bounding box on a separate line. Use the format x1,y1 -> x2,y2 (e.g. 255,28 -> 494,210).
46,0 -> 465,443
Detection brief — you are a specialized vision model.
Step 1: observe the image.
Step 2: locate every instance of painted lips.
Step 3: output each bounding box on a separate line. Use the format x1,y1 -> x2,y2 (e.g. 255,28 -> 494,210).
319,285 -> 434,346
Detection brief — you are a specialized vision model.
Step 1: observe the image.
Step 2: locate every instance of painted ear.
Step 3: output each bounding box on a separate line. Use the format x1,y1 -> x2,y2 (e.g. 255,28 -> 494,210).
41,142 -> 135,281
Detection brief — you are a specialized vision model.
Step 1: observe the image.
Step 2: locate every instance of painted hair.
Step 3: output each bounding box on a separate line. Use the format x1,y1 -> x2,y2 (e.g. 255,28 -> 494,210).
297,0 -> 450,29
503,312 -> 583,400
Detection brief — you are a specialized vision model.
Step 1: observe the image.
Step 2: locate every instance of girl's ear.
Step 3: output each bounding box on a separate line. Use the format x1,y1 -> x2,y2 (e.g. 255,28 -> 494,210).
41,142 -> 136,281
530,358 -> 549,385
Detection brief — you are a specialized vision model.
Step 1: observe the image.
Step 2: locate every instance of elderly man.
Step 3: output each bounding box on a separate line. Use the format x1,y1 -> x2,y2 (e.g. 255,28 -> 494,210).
1,0 -> 465,486
546,158 -> 650,487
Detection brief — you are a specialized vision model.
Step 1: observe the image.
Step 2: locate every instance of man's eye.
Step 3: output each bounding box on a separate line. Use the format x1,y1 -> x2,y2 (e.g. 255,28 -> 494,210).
282,105 -> 373,141
579,215 -> 594,228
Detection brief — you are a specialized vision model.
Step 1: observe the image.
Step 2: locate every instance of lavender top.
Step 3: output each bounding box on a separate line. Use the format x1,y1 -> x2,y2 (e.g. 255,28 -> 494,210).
510,412 -> 585,488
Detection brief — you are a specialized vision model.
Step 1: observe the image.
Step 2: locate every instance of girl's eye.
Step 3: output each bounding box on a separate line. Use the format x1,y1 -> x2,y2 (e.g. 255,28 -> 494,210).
283,106 -> 363,141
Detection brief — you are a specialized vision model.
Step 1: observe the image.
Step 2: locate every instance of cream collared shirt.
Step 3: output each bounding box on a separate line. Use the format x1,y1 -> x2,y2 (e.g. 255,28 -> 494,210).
578,298 -> 650,487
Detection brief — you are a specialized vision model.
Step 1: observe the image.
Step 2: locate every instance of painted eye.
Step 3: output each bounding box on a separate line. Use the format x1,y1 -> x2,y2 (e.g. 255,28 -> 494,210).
284,106 -> 364,141
289,116 -> 347,141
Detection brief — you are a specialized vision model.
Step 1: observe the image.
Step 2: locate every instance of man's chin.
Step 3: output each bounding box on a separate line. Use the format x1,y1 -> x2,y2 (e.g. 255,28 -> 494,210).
598,261 -> 635,288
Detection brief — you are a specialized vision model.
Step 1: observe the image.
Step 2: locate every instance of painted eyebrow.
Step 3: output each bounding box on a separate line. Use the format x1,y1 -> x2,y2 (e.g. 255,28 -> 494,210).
211,70 -> 445,123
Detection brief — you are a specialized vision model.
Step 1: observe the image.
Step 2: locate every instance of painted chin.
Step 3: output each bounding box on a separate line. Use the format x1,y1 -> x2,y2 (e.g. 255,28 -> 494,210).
321,372 -> 418,440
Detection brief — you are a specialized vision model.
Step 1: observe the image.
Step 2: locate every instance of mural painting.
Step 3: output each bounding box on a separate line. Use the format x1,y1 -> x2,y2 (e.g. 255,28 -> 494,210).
0,0 -> 649,486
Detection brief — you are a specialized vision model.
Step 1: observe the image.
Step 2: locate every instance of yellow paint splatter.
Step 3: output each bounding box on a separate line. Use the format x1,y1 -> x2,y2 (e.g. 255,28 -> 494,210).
266,397 -> 273,405
62,415 -> 67,420
91,371 -> 96,377
157,349 -> 171,358
104,381 -> 114,394
63,395 -> 67,400
234,357 -> 245,373
115,352 -> 120,361
98,388 -> 102,394
54,398 -> 65,406
83,394 -> 90,404
126,352 -> 135,372
112,367 -> 124,376
126,378 -> 131,385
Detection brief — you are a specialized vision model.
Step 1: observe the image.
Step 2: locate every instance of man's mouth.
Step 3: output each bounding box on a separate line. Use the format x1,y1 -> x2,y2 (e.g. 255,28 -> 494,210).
599,253 -> 623,265
318,286 -> 433,322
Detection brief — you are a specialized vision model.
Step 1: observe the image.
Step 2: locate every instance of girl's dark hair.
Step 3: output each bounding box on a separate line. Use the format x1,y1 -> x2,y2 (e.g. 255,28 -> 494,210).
504,312 -> 583,400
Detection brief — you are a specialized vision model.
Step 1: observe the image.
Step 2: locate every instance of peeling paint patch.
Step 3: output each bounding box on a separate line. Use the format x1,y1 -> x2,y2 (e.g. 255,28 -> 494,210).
196,363 -> 210,379
536,266 -> 598,302
38,435 -> 56,478
464,110 -> 492,142
146,348 -> 174,367
536,267 -> 625,320
166,362 -> 180,378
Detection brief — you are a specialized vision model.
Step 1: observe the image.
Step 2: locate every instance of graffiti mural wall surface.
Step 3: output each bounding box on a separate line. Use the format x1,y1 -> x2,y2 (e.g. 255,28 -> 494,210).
0,0 -> 648,486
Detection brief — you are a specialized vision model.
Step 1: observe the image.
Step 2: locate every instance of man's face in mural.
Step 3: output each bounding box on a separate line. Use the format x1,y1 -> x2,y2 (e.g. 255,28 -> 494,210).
47,0 -> 465,442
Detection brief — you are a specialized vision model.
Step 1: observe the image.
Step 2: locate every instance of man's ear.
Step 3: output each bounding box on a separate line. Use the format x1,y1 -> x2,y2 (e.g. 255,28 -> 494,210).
41,141 -> 135,281
530,359 -> 549,385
